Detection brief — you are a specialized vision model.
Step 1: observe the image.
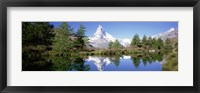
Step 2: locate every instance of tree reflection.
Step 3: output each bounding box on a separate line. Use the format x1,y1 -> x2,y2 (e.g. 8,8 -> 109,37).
69,57 -> 90,71
131,57 -> 141,68
22,55 -> 53,71
23,51 -> 177,71
142,58 -> 148,66
50,56 -> 90,71
109,56 -> 120,67
130,52 -> 165,68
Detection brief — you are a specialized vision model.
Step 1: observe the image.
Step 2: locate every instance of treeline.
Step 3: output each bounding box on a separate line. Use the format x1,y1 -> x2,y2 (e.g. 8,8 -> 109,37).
22,22 -> 55,70
49,22 -> 88,56
130,34 -> 176,52
22,22 -> 89,70
109,34 -> 177,53
22,22 -> 89,57
109,40 -> 123,49
22,22 -> 92,70
22,22 -> 54,60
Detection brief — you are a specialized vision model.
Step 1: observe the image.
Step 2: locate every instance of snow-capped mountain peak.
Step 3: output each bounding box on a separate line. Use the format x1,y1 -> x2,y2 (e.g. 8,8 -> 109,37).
88,25 -> 130,49
94,25 -> 106,36
167,28 -> 175,33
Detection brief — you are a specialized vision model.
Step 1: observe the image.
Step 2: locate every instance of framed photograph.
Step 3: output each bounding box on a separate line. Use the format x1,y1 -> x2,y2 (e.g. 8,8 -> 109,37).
0,0 -> 199,93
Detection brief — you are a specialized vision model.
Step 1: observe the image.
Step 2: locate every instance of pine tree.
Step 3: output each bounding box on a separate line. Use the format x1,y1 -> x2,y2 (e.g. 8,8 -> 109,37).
74,24 -> 87,51
142,35 -> 147,48
152,38 -> 158,49
22,22 -> 55,70
22,22 -> 54,46
108,41 -> 114,49
157,38 -> 164,50
131,34 -> 140,47
113,40 -> 122,48
51,22 -> 73,55
59,22 -> 74,35
146,37 -> 152,49
164,38 -> 173,52
76,24 -> 86,37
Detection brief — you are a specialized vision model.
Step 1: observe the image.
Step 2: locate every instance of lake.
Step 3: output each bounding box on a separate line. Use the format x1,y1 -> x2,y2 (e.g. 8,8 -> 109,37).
84,55 -> 163,71
23,52 -> 174,71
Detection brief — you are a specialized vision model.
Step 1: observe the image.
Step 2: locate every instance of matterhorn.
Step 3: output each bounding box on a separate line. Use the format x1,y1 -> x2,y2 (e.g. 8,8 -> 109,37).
88,25 -> 130,49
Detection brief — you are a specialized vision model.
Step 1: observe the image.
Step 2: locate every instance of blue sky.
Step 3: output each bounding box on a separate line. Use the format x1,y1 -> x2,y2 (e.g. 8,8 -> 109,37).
50,22 -> 178,40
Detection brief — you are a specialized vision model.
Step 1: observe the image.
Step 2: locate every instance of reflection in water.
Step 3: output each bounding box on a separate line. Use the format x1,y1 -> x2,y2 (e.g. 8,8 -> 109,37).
50,56 -> 91,71
23,52 -> 177,71
86,57 -> 111,71
85,55 -> 165,71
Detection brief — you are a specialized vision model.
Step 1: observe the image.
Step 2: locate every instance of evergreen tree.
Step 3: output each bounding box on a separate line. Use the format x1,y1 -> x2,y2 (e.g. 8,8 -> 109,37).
113,40 -> 122,48
59,22 -> 74,35
164,38 -> 173,52
22,22 -> 54,46
157,38 -> 164,50
142,35 -> 147,48
76,24 -> 86,37
51,22 -> 73,55
131,34 -> 140,47
152,38 -> 158,49
74,24 -> 87,51
22,22 -> 55,70
146,37 -> 152,49
108,41 -> 114,49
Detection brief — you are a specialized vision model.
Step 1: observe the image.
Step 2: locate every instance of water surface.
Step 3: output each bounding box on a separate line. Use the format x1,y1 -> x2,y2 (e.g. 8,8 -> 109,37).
84,55 -> 163,71
23,53 -> 169,71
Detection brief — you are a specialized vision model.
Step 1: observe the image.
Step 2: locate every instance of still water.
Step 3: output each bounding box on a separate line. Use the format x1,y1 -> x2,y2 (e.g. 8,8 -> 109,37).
84,56 -> 163,71
23,53 -> 169,71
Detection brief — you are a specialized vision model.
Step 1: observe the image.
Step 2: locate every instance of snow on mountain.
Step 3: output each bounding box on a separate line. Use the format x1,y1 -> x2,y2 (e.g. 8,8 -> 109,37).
89,25 -> 130,49
118,39 -> 131,47
93,25 -> 106,37
86,56 -> 111,71
151,28 -> 178,40
90,25 -> 115,42
105,32 -> 116,42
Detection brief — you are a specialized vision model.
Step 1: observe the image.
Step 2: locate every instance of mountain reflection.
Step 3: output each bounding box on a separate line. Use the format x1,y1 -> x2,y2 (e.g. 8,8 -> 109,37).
85,54 -> 165,71
86,57 -> 111,71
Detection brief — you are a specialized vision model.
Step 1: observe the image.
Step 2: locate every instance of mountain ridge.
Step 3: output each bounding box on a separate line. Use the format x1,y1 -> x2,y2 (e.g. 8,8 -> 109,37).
151,28 -> 178,40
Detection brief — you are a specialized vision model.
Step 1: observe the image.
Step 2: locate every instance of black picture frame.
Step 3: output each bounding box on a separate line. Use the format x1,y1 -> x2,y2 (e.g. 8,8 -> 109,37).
0,0 -> 199,93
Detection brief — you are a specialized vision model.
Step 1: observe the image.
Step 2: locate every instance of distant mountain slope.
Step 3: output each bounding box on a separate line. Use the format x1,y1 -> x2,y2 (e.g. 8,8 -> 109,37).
151,28 -> 178,40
